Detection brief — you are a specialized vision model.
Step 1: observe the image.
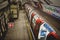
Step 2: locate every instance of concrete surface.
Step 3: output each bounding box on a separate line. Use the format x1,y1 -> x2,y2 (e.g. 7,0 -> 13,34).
49,0 -> 60,6
5,10 -> 29,40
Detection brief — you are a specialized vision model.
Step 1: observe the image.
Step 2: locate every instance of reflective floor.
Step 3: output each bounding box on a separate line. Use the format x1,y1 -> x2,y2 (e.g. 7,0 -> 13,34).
5,10 -> 30,40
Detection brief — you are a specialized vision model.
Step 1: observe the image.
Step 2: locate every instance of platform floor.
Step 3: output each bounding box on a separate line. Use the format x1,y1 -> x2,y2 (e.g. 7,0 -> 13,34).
5,10 -> 30,40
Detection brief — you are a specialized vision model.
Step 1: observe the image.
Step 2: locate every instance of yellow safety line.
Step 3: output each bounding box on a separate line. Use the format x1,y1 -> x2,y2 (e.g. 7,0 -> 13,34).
25,19 -> 33,40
